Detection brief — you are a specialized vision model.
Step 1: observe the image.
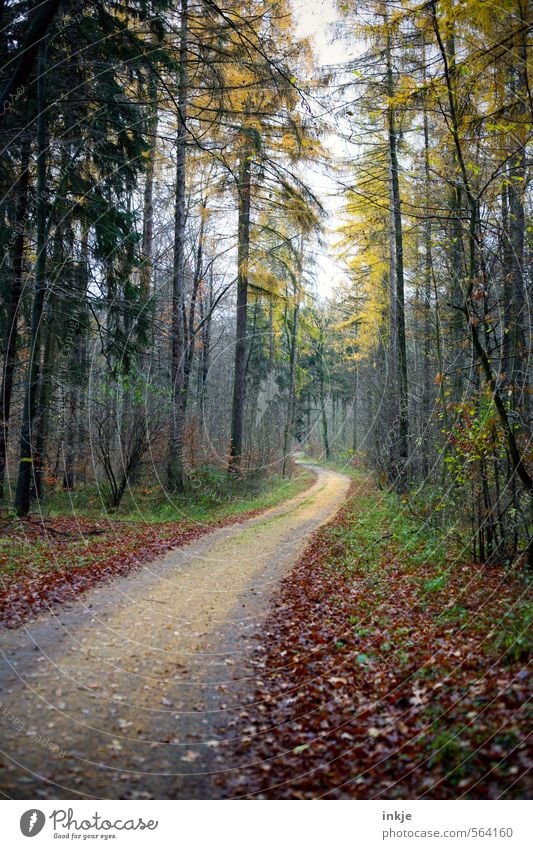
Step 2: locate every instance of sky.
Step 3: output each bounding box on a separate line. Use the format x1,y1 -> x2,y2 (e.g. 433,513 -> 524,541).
291,0 -> 354,298
293,0 -> 349,66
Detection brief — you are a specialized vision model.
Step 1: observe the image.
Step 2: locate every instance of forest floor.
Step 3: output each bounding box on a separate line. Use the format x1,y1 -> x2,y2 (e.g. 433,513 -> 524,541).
0,464 -> 530,800
222,473 -> 531,799
0,463 -> 350,798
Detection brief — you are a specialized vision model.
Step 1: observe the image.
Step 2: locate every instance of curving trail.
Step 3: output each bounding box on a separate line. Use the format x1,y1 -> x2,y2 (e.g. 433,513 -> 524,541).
0,464 -> 350,799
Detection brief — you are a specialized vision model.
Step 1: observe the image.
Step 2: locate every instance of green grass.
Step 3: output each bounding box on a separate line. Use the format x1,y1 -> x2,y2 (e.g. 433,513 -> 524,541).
326,483 -> 448,580
427,728 -> 472,781
490,599 -> 533,664
25,466 -> 314,524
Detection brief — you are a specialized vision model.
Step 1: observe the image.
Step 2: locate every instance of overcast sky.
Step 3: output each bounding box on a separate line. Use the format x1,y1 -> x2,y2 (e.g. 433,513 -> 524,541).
291,0 -> 354,299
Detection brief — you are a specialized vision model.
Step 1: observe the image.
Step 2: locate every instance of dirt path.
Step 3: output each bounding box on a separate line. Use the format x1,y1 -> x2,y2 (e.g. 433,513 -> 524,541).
0,464 -> 350,799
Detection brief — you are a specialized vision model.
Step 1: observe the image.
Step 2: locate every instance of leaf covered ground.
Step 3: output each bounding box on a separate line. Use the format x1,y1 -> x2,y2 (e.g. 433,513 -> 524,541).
223,476 -> 532,799
0,471 -> 312,629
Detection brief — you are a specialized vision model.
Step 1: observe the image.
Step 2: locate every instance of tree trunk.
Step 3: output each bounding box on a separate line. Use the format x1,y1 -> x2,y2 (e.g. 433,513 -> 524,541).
33,301 -> 57,499
422,87 -> 434,477
183,206 -> 205,400
0,135 -> 30,499
140,72 -> 157,302
33,207 -> 69,499
228,138 -> 252,474
14,38 -> 48,516
443,32 -> 467,401
62,224 -> 88,490
168,0 -> 188,493
352,365 -> 358,453
320,373 -> 330,461
198,264 -> 212,414
282,299 -> 299,477
0,0 -> 61,124
385,27 -> 409,487
62,383 -> 77,490
505,57 -> 527,417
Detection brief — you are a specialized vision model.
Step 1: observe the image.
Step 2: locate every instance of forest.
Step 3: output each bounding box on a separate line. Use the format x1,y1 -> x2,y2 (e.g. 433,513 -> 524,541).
0,0 -> 531,802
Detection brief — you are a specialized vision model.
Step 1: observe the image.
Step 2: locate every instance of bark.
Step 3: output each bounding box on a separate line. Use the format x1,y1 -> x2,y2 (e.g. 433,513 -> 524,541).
14,38 -> 48,516
198,264 -> 213,413
0,135 -> 30,499
33,204 -> 70,498
282,299 -> 299,477
228,138 -> 252,474
33,303 -> 57,499
62,384 -> 77,490
352,365 -> 358,453
168,0 -> 188,493
183,205 -> 205,400
444,33 -> 467,401
421,89 -> 435,477
282,238 -> 303,476
62,224 -> 88,490
268,297 -> 275,367
0,0 -> 62,124
385,25 -> 409,486
319,369 -> 330,461
504,52 -> 528,416
502,176 -> 512,376
140,73 -> 157,302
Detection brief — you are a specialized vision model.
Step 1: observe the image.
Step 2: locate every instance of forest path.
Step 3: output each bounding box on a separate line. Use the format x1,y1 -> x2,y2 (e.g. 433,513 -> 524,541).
0,464 -> 350,799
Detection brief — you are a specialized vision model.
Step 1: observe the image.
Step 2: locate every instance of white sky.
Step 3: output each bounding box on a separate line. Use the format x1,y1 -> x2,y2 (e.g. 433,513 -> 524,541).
291,0 -> 354,299
293,0 -> 348,65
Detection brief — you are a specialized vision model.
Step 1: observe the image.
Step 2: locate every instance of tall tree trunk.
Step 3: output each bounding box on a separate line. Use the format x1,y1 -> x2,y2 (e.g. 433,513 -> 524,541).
33,300 -> 58,499
449,180 -> 466,399
422,85 -> 435,477
33,205 -> 69,499
319,367 -> 330,461
168,0 -> 188,493
443,33 -> 467,402
385,25 -> 409,487
62,384 -> 77,490
14,38 -> 48,516
352,365 -> 358,453
505,48 -> 528,418
62,224 -> 88,490
282,298 -> 299,477
268,297 -> 275,367
0,0 -> 61,125
0,135 -> 30,499
198,264 -> 212,415
140,72 -> 157,302
228,137 -> 252,474
183,206 -> 205,400
282,238 -> 302,476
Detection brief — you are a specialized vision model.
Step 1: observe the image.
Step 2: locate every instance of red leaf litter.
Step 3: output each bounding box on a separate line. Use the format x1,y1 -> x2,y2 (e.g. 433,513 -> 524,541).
220,485 -> 532,800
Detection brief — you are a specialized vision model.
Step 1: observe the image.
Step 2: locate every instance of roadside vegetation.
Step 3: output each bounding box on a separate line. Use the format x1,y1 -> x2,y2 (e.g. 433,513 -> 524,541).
225,469 -> 531,799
